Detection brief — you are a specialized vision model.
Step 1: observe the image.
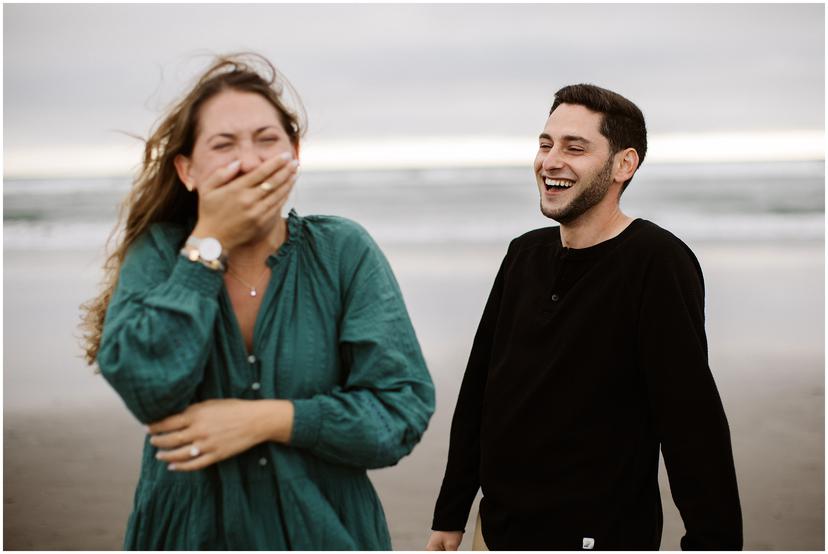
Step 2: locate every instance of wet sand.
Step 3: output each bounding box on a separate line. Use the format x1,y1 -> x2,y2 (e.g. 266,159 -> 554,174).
4,240 -> 824,550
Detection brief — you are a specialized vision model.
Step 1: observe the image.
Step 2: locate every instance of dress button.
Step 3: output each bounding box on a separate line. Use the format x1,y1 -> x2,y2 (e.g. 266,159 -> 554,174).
247,355 -> 256,364
251,382 -> 261,391
551,294 -> 560,301
258,457 -> 268,467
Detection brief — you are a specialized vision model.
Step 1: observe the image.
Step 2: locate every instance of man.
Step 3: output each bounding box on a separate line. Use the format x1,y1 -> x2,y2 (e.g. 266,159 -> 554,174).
427,84 -> 742,551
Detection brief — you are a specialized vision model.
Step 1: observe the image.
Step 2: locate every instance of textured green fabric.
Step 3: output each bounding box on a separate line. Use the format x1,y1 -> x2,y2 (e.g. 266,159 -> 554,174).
98,210 -> 435,550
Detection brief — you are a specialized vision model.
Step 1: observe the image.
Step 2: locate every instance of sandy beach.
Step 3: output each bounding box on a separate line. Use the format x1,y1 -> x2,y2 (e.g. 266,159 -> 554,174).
4,239 -> 824,550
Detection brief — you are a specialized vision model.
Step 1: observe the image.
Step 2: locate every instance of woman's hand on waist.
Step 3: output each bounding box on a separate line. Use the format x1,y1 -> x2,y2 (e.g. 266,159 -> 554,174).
191,153 -> 298,250
148,398 -> 294,472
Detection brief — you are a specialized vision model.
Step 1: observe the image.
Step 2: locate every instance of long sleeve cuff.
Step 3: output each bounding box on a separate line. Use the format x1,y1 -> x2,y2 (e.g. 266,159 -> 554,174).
169,255 -> 225,298
290,398 -> 323,449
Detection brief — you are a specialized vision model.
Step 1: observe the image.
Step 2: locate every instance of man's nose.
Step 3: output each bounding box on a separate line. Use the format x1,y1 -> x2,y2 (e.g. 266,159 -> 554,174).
542,148 -> 565,171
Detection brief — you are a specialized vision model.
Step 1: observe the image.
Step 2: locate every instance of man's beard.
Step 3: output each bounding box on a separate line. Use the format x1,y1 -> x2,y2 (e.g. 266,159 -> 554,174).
540,156 -> 614,224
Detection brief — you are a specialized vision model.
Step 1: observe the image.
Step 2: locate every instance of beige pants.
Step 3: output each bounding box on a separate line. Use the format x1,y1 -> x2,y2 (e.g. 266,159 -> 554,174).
471,511 -> 489,551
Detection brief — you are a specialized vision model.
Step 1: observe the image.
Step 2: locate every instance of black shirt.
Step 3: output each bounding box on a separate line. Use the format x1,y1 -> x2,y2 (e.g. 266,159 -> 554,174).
431,219 -> 742,550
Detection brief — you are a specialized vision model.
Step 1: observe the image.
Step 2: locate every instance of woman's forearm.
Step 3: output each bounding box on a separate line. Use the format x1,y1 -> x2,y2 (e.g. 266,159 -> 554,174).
254,399 -> 295,444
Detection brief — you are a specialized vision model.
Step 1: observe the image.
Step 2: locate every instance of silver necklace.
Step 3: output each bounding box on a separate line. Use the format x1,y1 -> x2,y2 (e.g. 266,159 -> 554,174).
226,265 -> 270,297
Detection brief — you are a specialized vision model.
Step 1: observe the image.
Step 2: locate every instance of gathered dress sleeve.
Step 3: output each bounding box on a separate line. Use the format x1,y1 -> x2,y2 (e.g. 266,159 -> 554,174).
637,236 -> 743,550
97,226 -> 225,424
289,225 -> 435,470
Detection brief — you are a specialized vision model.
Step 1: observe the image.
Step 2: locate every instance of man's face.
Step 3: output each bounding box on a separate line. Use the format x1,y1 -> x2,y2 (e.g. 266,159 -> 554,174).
534,103 -> 617,224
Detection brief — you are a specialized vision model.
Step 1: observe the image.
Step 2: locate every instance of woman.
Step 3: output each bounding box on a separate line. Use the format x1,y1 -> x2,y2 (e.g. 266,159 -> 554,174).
80,53 -> 435,550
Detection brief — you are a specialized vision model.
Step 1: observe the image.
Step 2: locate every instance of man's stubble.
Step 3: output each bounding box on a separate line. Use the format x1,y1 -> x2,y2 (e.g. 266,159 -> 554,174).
541,156 -> 615,224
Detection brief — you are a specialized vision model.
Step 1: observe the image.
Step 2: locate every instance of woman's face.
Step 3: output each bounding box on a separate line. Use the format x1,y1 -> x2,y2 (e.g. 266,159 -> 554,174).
175,89 -> 298,190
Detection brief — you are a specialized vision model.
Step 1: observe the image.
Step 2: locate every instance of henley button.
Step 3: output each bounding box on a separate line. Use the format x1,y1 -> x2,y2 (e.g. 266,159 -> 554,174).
251,382 -> 261,391
247,355 -> 256,364
258,457 -> 268,467
551,294 -> 560,301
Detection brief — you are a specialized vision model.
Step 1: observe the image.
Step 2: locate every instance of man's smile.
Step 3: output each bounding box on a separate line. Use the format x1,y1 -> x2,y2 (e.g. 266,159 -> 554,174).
543,177 -> 575,193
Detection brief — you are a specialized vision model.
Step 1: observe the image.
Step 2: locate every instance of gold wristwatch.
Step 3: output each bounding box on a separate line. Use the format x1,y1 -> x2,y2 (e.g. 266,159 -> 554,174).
180,236 -> 228,272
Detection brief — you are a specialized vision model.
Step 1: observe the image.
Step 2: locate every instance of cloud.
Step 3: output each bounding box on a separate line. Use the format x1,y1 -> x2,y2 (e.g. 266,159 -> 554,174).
4,3 -> 824,160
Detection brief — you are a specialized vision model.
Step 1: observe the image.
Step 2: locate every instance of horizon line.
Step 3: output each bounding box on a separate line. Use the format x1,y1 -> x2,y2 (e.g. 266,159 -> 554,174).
4,130 -> 824,180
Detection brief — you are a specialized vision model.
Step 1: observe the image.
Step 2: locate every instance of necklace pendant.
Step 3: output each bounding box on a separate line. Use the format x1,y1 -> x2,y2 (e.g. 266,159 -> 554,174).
250,289 -> 257,297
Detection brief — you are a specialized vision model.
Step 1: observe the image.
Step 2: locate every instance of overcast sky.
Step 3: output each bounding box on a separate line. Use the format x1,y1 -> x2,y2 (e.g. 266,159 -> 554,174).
4,3 -> 825,175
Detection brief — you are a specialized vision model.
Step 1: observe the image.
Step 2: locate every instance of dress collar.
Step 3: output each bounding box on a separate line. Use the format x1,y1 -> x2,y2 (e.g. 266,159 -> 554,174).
266,209 -> 302,267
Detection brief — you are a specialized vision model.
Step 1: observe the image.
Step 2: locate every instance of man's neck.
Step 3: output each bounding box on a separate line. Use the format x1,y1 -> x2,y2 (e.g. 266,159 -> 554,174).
559,204 -> 634,249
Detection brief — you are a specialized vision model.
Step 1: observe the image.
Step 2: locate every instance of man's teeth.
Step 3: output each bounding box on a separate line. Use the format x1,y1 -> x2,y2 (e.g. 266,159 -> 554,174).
545,178 -> 574,188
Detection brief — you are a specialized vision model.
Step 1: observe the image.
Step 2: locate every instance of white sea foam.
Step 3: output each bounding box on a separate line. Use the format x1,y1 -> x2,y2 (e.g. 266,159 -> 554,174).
4,161 -> 823,250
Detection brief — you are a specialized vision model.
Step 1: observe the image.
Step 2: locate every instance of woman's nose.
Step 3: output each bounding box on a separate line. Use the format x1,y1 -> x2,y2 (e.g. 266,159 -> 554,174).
238,143 -> 264,173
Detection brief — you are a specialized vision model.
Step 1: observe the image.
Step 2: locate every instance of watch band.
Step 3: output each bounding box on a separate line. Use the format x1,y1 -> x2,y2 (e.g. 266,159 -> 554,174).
180,236 -> 228,272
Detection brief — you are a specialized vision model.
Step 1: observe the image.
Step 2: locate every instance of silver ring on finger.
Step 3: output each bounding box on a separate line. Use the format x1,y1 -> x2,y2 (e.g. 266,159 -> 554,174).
189,445 -> 201,458
259,181 -> 274,192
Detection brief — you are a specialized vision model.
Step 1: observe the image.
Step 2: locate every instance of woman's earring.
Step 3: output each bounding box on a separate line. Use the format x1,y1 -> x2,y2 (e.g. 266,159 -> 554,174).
184,181 -> 194,192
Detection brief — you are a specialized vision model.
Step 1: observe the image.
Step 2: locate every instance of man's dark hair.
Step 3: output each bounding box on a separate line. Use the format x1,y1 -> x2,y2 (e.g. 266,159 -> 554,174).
550,84 -> 647,191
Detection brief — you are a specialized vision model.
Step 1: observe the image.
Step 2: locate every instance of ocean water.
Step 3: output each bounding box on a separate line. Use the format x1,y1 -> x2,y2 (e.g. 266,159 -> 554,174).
4,160 -> 824,251
3,163 -> 824,551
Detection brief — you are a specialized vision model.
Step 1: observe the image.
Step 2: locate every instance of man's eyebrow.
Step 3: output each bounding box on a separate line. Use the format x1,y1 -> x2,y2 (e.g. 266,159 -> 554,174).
537,133 -> 592,145
562,134 -> 592,144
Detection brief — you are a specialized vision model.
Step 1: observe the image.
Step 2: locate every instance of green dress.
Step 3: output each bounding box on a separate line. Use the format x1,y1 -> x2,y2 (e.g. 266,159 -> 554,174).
98,210 -> 435,550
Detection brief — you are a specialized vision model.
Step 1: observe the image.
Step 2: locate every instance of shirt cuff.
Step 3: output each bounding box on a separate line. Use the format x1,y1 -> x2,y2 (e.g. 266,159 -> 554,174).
290,398 -> 323,449
170,255 -> 225,298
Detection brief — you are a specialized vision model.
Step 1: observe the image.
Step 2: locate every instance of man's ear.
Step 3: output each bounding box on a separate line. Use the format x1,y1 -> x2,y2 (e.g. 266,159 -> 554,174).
615,148 -> 640,184
174,154 -> 195,192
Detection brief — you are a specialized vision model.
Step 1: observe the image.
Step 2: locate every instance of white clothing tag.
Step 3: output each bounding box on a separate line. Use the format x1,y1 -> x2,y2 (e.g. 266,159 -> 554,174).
582,537 -> 595,550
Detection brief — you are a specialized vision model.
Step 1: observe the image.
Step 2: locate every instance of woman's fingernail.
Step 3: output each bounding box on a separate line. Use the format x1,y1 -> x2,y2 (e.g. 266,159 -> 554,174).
279,152 -> 293,160
291,160 -> 300,168
227,160 -> 241,171
168,464 -> 177,471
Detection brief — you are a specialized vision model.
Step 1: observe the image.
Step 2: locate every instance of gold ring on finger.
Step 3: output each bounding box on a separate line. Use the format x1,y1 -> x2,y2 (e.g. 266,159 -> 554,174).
259,181 -> 274,192
189,445 -> 201,458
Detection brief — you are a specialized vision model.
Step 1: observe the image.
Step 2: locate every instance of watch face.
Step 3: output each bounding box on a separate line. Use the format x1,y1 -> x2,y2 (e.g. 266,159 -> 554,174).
199,238 -> 222,261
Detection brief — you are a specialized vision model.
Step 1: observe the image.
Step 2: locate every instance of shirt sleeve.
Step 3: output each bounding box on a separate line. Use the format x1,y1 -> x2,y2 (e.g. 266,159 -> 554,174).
430,242 -> 511,532
97,228 -> 224,424
289,227 -> 435,470
637,238 -> 743,550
